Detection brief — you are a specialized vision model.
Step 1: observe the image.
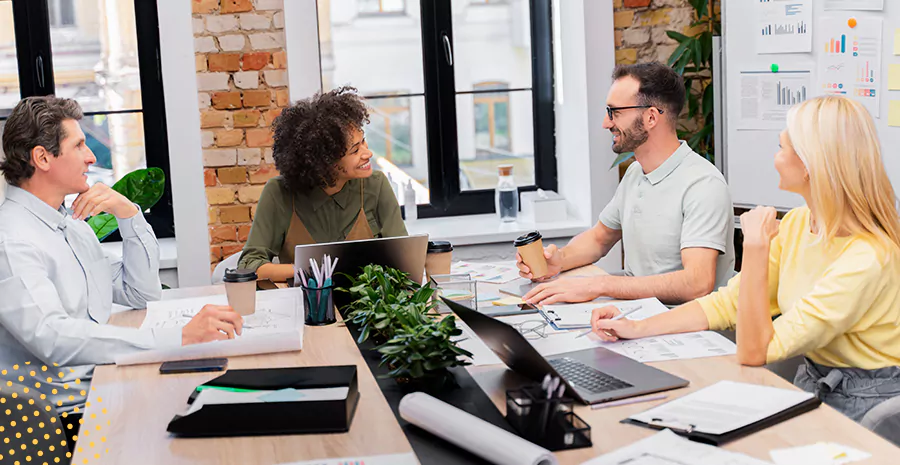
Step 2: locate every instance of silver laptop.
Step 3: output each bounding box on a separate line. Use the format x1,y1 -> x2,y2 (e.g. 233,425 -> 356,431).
295,235 -> 429,308
443,297 -> 688,405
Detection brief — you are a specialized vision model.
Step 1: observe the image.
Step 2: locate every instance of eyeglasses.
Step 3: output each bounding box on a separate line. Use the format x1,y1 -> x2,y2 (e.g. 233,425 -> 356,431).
512,320 -> 550,340
606,105 -> 664,121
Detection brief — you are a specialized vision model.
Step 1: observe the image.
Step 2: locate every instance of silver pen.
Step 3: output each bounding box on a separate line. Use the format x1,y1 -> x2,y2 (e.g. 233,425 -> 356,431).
574,305 -> 642,339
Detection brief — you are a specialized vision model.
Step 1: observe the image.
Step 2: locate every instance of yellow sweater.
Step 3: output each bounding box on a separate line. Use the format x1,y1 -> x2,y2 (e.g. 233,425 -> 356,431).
698,207 -> 900,369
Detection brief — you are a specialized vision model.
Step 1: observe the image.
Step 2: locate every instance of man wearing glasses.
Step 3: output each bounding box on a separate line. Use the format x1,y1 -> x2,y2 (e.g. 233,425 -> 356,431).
519,62 -> 734,305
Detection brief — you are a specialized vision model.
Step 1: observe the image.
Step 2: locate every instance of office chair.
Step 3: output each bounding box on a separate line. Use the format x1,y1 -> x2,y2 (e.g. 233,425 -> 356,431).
0,381 -> 71,463
861,396 -> 900,446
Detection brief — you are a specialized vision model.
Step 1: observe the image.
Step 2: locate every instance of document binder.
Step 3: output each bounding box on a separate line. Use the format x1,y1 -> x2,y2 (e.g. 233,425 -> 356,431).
167,365 -> 360,437
621,380 -> 821,445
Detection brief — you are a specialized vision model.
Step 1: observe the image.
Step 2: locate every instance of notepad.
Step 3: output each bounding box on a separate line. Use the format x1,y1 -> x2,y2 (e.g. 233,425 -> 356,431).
626,380 -> 816,436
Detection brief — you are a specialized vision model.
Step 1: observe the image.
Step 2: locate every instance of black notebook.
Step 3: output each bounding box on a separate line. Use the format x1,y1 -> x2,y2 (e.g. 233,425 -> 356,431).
621,380 -> 821,445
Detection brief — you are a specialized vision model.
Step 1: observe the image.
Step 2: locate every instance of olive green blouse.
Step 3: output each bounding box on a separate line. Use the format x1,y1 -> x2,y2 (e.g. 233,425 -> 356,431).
238,171 -> 407,272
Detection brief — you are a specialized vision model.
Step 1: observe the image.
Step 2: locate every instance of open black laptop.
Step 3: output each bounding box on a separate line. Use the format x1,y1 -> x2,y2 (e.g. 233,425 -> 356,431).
443,297 -> 689,405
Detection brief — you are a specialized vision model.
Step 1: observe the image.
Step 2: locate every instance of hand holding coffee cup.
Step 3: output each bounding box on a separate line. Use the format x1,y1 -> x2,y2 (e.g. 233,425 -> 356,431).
513,231 -> 562,281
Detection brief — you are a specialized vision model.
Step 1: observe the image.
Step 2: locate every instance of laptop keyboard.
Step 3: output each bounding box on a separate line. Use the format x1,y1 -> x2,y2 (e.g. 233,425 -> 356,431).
549,357 -> 634,394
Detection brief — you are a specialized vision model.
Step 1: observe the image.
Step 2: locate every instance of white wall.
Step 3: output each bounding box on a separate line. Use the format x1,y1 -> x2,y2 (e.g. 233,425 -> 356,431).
158,0 -> 211,287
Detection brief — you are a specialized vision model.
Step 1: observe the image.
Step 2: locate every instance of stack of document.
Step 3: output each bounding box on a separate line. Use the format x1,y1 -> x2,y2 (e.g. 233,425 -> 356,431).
540,297 -> 670,329
115,287 -> 304,365
187,386 -> 349,416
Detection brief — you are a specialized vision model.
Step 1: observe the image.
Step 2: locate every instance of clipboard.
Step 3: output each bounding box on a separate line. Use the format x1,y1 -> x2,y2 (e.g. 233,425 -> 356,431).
620,382 -> 822,445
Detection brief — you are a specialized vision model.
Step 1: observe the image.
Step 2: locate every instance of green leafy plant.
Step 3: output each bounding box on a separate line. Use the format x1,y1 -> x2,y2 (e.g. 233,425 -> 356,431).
87,167 -> 166,241
666,0 -> 720,162
339,264 -> 472,381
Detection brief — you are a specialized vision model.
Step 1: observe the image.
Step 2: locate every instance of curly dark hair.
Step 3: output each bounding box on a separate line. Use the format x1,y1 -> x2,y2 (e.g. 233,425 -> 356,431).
272,86 -> 370,192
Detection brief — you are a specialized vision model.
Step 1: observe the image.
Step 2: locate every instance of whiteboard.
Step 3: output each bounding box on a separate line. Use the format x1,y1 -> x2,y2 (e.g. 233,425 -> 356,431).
723,0 -> 899,210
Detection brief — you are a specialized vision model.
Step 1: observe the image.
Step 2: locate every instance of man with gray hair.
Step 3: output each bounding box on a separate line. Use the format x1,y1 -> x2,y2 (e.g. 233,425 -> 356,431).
0,96 -> 243,445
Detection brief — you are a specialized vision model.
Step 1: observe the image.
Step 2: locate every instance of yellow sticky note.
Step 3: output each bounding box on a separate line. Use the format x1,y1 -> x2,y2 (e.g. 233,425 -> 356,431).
890,65 -> 900,91
493,296 -> 526,306
889,101 -> 900,127
895,29 -> 900,55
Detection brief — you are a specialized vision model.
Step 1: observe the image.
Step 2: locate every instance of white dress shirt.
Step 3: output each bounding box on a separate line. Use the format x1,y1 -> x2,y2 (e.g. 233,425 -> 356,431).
0,186 -> 181,412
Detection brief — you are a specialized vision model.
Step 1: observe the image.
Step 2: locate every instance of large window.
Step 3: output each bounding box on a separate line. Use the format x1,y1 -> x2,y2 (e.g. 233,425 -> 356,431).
318,0 -> 555,217
0,0 -> 173,238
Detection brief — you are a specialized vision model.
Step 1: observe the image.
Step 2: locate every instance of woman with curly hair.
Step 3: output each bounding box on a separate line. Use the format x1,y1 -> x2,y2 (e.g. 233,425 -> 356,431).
238,87 -> 407,282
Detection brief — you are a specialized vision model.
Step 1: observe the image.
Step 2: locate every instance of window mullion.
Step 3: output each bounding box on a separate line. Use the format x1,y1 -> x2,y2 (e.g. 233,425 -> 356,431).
419,0 -> 460,211
11,0 -> 56,98
530,0 -> 557,191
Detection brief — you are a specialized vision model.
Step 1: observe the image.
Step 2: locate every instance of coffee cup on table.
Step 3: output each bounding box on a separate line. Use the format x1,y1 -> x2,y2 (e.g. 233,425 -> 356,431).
425,241 -> 453,280
223,268 -> 257,316
514,231 -> 548,279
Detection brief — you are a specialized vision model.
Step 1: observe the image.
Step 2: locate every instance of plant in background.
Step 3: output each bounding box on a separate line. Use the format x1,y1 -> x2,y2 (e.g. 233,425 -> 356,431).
340,264 -> 472,381
666,0 -> 720,162
88,167 -> 166,241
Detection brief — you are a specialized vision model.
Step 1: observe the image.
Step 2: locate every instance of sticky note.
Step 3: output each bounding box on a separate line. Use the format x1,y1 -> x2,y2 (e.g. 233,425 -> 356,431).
493,296 -> 526,306
889,101 -> 900,127
895,29 -> 900,55
889,65 -> 900,91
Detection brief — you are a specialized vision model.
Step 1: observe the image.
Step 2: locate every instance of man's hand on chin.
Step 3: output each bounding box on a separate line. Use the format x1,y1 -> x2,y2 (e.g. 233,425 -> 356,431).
71,183 -> 138,220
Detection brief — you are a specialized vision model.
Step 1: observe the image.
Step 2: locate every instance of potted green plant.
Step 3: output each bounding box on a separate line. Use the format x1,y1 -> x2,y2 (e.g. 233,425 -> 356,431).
340,264 -> 473,385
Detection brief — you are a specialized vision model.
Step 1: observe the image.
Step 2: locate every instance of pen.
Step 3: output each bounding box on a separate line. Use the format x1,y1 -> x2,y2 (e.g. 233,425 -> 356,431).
574,305 -> 642,339
591,393 -> 667,410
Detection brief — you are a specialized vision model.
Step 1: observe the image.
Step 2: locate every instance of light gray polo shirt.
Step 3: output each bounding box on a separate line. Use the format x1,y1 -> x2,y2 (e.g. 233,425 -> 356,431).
599,141 -> 735,290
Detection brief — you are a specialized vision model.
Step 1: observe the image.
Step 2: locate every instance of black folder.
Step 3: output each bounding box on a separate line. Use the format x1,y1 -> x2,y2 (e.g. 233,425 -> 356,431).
621,395 -> 821,446
167,366 -> 360,437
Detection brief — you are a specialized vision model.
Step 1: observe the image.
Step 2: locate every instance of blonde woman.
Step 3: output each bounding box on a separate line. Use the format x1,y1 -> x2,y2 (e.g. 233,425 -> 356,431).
590,96 -> 900,422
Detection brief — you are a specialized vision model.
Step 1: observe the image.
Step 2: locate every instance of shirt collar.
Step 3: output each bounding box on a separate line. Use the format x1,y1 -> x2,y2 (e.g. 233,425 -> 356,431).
644,141 -> 692,186
308,179 -> 356,212
5,185 -> 68,231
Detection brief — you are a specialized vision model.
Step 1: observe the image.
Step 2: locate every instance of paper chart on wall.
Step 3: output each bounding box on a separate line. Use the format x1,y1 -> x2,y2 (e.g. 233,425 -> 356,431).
824,0 -> 884,11
756,0 -> 812,54
818,16 -> 883,118
738,70 -> 812,130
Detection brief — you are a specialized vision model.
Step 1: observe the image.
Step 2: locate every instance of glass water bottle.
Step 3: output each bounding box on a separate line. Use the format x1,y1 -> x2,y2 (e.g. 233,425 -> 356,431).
495,164 -> 519,222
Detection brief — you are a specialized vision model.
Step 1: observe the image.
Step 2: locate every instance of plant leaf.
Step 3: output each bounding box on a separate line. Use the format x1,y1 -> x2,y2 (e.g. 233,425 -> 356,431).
609,152 -> 635,170
111,167 -> 166,211
87,213 -> 119,241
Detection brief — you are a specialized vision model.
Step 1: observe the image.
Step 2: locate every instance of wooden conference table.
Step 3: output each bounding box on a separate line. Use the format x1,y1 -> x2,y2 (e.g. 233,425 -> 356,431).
74,266 -> 900,464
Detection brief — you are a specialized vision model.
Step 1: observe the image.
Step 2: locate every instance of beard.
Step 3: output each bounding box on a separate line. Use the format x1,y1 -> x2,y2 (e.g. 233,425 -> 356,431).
610,117 -> 649,154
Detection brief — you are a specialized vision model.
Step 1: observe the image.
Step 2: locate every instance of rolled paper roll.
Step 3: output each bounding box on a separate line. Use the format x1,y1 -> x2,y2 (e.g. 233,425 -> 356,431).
399,392 -> 558,465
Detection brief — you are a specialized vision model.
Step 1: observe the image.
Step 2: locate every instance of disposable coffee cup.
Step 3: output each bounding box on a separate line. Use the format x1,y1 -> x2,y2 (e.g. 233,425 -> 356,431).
514,231 -> 548,279
223,268 -> 257,316
425,241 -> 453,280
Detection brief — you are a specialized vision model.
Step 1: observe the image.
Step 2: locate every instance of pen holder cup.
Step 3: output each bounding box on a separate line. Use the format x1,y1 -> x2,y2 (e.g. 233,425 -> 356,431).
300,283 -> 336,326
505,386 -> 592,451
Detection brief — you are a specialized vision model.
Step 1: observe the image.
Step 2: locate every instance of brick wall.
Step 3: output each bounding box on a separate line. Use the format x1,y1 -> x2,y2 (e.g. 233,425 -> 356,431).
613,0 -> 698,65
192,0 -> 288,267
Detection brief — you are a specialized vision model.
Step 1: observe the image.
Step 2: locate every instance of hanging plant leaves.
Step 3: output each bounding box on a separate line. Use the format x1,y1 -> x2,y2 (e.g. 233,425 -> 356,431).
88,213 -> 119,242
111,167 -> 166,211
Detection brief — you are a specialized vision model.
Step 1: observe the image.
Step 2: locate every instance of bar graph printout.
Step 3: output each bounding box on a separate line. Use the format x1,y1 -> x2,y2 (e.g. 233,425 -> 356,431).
756,0 -> 812,54
738,69 -> 812,130
818,16 -> 883,117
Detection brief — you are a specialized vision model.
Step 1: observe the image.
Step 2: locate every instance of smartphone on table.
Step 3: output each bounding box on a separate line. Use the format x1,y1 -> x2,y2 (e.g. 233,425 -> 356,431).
159,358 -> 228,374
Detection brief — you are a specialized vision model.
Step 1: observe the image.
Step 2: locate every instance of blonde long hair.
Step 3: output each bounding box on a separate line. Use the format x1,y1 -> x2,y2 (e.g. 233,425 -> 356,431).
786,96 -> 900,253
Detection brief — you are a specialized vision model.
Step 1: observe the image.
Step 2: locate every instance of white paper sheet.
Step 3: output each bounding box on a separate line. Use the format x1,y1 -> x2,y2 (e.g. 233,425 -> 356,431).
186,387 -> 350,416
824,0 -> 883,11
756,0 -> 812,54
541,298 -> 669,329
739,69 -> 813,130
581,429 -> 773,465
818,16 -> 883,117
451,261 -> 521,284
280,452 -> 419,465
628,380 -> 815,436
116,288 -> 304,365
399,392 -> 558,465
770,442 -> 871,465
